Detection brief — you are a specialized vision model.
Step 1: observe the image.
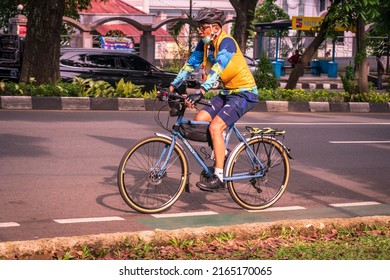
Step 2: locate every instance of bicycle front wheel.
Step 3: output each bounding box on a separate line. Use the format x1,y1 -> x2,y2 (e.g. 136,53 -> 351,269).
226,137 -> 290,210
117,137 -> 188,214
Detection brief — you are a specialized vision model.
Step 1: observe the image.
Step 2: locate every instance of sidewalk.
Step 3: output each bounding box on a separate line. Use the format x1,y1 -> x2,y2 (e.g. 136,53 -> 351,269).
278,73 -> 344,90
278,72 -> 389,91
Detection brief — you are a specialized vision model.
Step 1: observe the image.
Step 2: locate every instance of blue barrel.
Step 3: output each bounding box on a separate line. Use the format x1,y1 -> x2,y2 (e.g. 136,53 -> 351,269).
278,60 -> 286,76
272,61 -> 283,78
311,60 -> 321,75
328,62 -> 338,78
320,60 -> 329,74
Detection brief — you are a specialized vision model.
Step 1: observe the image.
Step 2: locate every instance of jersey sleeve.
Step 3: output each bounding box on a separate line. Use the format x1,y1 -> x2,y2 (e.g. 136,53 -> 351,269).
170,40 -> 205,89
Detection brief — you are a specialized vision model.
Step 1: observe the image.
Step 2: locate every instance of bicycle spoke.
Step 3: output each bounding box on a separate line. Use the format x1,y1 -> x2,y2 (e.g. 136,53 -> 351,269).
118,137 -> 187,213
227,138 -> 290,210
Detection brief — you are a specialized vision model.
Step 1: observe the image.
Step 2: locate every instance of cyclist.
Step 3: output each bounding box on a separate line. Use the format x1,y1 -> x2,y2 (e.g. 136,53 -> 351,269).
169,8 -> 258,192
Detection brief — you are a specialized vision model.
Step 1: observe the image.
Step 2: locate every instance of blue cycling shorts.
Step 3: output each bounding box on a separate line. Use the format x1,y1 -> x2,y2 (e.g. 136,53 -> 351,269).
203,91 -> 258,127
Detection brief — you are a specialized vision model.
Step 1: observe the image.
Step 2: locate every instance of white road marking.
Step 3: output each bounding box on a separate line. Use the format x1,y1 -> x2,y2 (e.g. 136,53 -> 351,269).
330,201 -> 381,207
152,211 -> 218,218
53,216 -> 125,224
247,206 -> 306,213
329,140 -> 390,144
0,222 -> 20,228
238,122 -> 390,126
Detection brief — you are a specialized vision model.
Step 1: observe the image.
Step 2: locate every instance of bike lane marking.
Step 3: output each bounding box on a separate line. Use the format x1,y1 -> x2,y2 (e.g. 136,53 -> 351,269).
238,122 -> 390,125
53,216 -> 125,224
152,211 -> 218,218
330,201 -> 381,207
246,206 -> 306,212
329,141 -> 390,144
0,222 -> 20,228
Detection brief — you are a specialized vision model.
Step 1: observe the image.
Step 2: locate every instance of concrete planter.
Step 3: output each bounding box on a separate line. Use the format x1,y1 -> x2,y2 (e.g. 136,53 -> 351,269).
266,101 -> 289,112
309,102 -> 330,112
1,96 -> 32,110
329,102 -> 349,112
118,98 -> 145,111
61,97 -> 90,110
144,99 -> 168,111
90,98 -> 118,110
32,97 -> 62,110
0,96 -> 388,112
349,102 -> 370,113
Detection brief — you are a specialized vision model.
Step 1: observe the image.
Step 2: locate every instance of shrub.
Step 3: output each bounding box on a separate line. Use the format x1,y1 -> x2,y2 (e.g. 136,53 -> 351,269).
114,78 -> 144,98
253,52 -> 277,90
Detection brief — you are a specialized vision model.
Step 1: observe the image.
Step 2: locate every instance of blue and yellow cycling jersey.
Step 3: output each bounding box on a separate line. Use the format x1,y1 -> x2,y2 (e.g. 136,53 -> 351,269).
171,30 -> 257,95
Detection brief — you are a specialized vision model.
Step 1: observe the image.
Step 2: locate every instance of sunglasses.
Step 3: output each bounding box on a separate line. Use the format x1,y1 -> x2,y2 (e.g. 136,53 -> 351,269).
197,25 -> 210,32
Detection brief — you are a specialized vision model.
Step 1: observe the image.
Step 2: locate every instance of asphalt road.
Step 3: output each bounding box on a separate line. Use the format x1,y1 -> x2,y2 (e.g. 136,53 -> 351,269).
0,110 -> 389,242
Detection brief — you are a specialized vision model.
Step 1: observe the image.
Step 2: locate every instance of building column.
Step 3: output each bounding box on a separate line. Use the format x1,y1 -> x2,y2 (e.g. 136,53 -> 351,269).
140,29 -> 155,63
81,31 -> 93,48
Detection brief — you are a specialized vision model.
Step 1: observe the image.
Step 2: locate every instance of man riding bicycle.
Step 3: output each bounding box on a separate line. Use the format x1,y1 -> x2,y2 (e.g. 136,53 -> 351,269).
169,8 -> 258,192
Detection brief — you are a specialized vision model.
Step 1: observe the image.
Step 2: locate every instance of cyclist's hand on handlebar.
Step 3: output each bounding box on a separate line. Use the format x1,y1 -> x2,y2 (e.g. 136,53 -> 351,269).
185,90 -> 204,108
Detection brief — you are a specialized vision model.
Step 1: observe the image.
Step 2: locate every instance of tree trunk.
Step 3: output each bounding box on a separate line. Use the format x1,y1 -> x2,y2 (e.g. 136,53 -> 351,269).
285,22 -> 330,89
229,0 -> 258,53
20,0 -> 65,84
285,0 -> 342,89
354,16 -> 369,94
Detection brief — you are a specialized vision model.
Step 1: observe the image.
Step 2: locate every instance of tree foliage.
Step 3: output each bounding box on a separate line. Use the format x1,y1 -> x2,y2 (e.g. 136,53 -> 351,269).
253,0 -> 289,23
229,0 -> 258,52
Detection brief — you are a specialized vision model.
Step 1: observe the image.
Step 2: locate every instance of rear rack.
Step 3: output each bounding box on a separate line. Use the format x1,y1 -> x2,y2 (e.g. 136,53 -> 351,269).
245,126 -> 285,136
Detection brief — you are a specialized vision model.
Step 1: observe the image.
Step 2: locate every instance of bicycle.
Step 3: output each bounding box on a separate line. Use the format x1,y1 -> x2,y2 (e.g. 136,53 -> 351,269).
117,89 -> 292,214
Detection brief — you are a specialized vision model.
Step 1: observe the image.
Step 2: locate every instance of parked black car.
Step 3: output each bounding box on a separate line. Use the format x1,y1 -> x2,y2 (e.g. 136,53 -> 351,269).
60,48 -> 185,92
0,35 -> 25,82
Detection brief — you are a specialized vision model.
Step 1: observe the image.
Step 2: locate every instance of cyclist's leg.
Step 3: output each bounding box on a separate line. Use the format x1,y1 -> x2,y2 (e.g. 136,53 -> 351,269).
193,109 -> 212,122
212,92 -> 257,169
209,116 -> 227,169
195,94 -> 227,169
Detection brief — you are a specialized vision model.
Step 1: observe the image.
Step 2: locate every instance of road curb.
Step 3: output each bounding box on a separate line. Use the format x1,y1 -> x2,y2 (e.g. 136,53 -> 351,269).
0,96 -> 389,112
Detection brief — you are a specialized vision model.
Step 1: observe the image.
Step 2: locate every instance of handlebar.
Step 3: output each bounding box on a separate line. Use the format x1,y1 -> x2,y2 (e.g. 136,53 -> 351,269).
158,88 -> 211,107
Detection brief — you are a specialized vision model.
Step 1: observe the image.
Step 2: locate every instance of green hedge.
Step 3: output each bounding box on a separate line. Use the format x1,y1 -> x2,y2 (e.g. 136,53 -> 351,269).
257,88 -> 389,102
1,77 -> 389,102
0,78 -> 157,99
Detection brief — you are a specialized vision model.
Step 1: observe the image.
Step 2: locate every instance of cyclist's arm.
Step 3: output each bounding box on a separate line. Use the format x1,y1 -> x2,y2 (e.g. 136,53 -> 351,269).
201,37 -> 236,92
171,40 -> 205,89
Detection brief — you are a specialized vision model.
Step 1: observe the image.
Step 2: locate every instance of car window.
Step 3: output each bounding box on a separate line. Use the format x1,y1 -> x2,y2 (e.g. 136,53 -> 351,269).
60,54 -> 85,67
118,56 -> 149,71
85,55 -> 116,69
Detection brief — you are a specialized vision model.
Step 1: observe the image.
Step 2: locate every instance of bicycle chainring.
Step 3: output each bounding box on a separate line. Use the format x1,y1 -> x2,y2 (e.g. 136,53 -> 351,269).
199,166 -> 214,182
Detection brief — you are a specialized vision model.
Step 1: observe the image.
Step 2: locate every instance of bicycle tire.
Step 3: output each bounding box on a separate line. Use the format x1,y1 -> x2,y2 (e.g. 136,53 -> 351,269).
225,137 -> 290,210
117,136 -> 188,214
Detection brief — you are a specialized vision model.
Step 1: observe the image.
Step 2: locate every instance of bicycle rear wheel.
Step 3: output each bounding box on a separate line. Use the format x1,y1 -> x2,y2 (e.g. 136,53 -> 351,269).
117,137 -> 188,214
226,137 -> 290,210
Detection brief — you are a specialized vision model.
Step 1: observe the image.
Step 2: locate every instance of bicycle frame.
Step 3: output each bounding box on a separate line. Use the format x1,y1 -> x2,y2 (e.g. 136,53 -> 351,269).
154,112 -> 268,183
